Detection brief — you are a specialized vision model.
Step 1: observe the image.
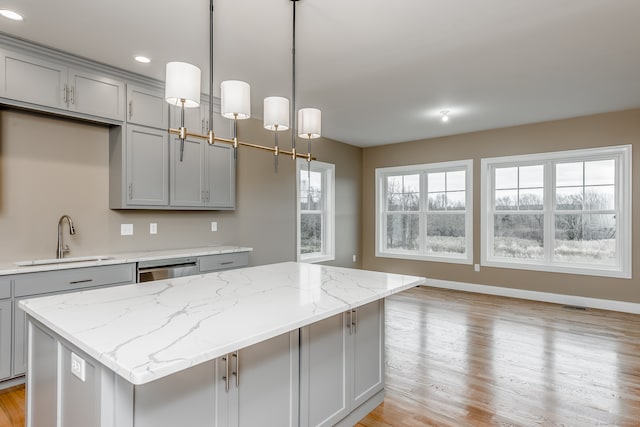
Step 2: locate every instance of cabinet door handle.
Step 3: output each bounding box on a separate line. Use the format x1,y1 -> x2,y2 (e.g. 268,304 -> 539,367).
232,352 -> 239,387
69,279 -> 93,285
347,310 -> 353,335
220,261 -> 234,266
222,354 -> 230,392
63,84 -> 68,103
128,184 -> 133,200
202,118 -> 205,135
129,100 -> 133,119
352,309 -> 357,334
69,86 -> 75,104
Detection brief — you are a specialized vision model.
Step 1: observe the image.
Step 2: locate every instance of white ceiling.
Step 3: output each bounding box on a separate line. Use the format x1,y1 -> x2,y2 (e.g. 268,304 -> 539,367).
1,0 -> 639,147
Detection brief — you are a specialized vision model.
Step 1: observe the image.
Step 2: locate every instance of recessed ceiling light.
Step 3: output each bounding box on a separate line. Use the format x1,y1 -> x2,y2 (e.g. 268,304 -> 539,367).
0,9 -> 23,21
440,110 -> 450,122
134,56 -> 151,64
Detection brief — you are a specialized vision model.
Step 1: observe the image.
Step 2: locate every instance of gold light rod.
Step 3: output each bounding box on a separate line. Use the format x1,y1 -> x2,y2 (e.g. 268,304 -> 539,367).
168,128 -> 316,161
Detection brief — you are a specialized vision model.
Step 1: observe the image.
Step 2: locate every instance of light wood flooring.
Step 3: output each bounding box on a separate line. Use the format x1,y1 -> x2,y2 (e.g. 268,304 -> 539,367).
2,287 -> 640,426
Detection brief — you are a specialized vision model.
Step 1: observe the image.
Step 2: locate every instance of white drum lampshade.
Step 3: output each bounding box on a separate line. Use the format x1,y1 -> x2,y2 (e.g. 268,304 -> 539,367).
298,108 -> 321,139
221,80 -> 251,119
264,96 -> 290,131
165,62 -> 201,108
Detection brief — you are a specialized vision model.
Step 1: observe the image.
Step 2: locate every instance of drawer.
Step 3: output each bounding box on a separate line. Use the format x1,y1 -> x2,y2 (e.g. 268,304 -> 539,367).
14,263 -> 135,297
198,252 -> 249,273
0,278 -> 10,299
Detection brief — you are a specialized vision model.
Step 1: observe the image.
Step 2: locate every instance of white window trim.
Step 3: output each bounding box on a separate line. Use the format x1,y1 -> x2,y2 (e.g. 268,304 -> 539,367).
481,145 -> 632,278
296,159 -> 335,263
375,159 -> 473,264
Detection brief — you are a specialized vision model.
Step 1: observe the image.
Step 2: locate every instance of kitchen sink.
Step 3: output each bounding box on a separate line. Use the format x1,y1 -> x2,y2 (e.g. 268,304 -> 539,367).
14,256 -> 115,267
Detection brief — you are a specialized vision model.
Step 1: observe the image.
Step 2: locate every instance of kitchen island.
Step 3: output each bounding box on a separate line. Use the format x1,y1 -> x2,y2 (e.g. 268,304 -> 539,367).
20,262 -> 424,427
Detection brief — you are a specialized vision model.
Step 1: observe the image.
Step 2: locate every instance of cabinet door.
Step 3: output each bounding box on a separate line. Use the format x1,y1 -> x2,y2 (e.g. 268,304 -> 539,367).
126,125 -> 169,206
170,136 -> 205,207
127,84 -> 168,129
12,299 -> 26,376
169,104 -> 203,135
1,50 -> 66,109
68,68 -> 125,121
0,300 -> 11,380
206,143 -> 235,209
351,300 -> 384,408
231,330 -> 299,427
300,313 -> 350,427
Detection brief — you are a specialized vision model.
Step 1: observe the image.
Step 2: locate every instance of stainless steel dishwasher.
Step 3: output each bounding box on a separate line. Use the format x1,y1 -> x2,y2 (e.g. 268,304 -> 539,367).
137,257 -> 198,282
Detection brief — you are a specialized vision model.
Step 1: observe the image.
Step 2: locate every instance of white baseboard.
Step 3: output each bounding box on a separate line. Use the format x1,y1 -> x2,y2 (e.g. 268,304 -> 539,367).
420,278 -> 640,314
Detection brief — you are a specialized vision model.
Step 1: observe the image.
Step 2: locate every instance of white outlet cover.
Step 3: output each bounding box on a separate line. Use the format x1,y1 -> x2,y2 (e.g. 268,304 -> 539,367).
211,221 -> 217,232
71,352 -> 86,382
121,224 -> 133,236
150,223 -> 158,234
474,264 -> 480,272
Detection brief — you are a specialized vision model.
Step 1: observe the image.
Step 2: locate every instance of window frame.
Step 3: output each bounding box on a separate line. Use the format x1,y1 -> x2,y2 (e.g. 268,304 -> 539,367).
481,145 -> 632,278
375,159 -> 473,264
296,159 -> 335,263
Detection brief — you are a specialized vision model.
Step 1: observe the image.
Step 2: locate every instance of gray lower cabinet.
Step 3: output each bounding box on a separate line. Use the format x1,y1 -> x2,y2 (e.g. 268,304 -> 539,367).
0,299 -> 11,380
11,264 -> 136,379
300,300 -> 384,427
0,49 -> 125,121
198,253 -> 249,273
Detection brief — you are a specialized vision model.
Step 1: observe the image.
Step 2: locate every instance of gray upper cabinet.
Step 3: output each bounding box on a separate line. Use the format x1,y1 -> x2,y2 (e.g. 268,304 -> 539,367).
126,125 -> 169,207
206,143 -> 235,208
169,104 -> 202,135
0,49 -> 125,121
127,84 -> 168,129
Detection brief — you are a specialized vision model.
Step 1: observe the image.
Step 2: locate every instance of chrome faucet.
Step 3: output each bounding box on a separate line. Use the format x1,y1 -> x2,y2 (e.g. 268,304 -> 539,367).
56,215 -> 76,259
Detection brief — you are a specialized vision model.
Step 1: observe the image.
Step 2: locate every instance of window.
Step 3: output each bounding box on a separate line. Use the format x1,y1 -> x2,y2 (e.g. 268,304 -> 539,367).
297,160 -> 335,263
481,145 -> 631,278
376,160 -> 473,264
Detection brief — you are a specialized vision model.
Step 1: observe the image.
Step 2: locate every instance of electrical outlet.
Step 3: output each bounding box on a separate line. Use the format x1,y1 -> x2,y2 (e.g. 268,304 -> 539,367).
474,264 -> 480,272
150,223 -> 158,234
71,352 -> 86,382
211,221 -> 218,232
353,254 -> 357,263
120,224 -> 133,236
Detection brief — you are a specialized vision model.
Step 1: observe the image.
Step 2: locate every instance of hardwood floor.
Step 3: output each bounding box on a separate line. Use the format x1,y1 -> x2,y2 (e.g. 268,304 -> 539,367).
357,287 -> 640,427
2,287 -> 640,426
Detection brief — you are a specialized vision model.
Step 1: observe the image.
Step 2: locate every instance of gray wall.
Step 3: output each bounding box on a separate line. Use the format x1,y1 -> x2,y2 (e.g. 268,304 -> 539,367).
362,109 -> 640,304
0,109 -> 362,268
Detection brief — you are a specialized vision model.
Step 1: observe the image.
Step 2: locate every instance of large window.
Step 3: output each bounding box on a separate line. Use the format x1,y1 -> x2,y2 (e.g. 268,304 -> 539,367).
376,160 -> 473,264
297,160 -> 335,263
481,145 -> 631,278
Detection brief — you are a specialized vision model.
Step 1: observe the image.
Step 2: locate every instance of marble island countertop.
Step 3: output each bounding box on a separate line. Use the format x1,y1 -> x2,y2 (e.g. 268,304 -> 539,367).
0,245 -> 252,276
20,262 -> 425,385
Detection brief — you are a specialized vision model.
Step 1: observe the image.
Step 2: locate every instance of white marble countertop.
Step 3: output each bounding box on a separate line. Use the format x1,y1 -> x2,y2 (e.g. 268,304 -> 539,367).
20,262 -> 424,385
0,246 -> 252,276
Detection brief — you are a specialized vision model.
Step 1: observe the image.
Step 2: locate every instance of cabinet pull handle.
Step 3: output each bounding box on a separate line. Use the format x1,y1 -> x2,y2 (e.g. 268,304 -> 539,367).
69,279 -> 93,285
347,310 -> 352,335
63,84 -> 68,103
129,100 -> 133,119
352,309 -> 357,334
220,261 -> 234,266
128,183 -> 133,200
69,86 -> 75,104
232,352 -> 239,387
222,354 -> 230,392
202,118 -> 205,135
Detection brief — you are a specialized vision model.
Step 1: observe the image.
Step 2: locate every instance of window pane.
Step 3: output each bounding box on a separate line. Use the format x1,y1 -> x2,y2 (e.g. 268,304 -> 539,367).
403,192 -> 420,211
388,176 -> 402,192
519,165 -> 544,188
447,170 -> 466,191
387,193 -> 401,211
519,189 -> 543,210
556,187 -> 583,210
495,189 -> 518,210
447,191 -> 466,210
554,214 -> 616,265
300,190 -> 310,210
493,214 -> 544,259
428,192 -> 446,211
428,172 -> 445,192
426,214 -> 465,255
495,167 -> 518,190
585,185 -> 614,210
556,162 -> 583,187
300,213 -> 322,254
585,159 -> 615,186
386,214 -> 419,251
300,171 -> 309,192
309,170 -> 322,193
403,174 -> 420,193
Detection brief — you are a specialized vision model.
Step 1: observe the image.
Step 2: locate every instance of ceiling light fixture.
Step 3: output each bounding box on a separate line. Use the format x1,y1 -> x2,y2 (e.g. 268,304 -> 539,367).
440,110 -> 450,122
165,0 -> 321,165
134,56 -> 151,64
0,9 -> 23,21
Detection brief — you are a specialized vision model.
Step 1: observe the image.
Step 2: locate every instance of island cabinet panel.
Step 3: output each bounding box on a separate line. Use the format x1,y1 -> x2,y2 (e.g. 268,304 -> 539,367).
27,324 -> 57,427
60,345 -> 101,427
300,300 -> 385,427
0,300 -> 11,380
